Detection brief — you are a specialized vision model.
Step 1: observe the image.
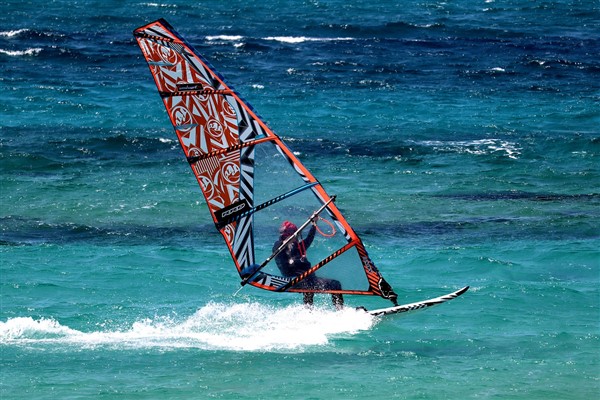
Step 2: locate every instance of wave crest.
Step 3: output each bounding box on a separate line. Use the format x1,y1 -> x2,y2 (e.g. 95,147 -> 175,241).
0,29 -> 29,38
0,47 -> 42,56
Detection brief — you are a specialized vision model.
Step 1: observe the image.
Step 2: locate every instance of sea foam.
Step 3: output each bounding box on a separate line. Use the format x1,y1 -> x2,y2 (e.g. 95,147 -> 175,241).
1,303 -> 375,351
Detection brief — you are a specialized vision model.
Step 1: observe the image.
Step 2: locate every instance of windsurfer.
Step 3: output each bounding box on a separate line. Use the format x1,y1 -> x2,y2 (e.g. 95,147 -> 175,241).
273,220 -> 344,310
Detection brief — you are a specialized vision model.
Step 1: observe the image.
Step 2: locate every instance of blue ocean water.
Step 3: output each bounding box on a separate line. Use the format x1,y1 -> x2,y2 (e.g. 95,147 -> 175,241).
1,0 -> 599,398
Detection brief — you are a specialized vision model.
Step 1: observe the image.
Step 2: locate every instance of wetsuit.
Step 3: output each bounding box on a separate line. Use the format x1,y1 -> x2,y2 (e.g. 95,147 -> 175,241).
274,225 -> 344,309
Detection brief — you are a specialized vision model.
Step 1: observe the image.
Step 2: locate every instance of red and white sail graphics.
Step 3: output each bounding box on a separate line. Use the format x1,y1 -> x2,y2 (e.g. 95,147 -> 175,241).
134,19 -> 397,303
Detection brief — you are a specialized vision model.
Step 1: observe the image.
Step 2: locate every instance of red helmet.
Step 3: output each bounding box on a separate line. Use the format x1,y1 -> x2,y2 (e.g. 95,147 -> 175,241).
279,221 -> 297,237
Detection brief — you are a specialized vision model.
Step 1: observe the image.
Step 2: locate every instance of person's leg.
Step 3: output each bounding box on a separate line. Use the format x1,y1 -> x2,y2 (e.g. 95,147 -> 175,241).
303,292 -> 314,307
316,278 -> 343,310
332,293 -> 344,310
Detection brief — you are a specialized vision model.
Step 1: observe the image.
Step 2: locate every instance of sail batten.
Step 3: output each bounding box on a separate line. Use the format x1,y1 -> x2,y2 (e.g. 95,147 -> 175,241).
134,19 -> 398,304
187,136 -> 273,164
215,182 -> 319,229
133,32 -> 176,42
160,89 -> 234,98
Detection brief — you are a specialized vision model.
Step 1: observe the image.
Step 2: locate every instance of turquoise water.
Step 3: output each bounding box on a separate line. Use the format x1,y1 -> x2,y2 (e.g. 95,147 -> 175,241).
1,1 -> 599,398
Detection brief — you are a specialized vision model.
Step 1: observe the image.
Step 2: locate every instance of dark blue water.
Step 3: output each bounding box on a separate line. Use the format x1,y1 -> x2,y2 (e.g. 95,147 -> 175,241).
1,1 -> 599,399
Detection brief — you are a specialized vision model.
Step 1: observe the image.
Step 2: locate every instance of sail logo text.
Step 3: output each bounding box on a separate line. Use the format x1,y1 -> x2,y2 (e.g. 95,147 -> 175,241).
221,202 -> 246,218
215,199 -> 252,227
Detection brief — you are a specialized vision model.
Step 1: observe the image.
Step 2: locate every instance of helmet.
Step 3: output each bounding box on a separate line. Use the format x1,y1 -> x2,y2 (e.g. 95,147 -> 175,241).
279,221 -> 297,237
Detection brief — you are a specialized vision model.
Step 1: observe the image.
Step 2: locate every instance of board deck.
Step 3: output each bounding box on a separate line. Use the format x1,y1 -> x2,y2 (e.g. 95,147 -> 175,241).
364,286 -> 469,316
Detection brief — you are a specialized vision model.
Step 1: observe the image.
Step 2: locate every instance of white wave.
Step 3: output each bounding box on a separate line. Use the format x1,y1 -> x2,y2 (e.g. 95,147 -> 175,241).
141,2 -> 178,7
0,48 -> 42,56
206,35 -> 244,41
0,29 -> 29,38
418,138 -> 521,159
264,36 -> 353,44
204,35 -> 354,45
1,302 -> 375,352
0,317 -> 80,340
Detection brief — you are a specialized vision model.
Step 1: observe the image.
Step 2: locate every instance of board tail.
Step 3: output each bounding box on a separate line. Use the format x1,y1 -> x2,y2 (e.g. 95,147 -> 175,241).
366,286 -> 469,316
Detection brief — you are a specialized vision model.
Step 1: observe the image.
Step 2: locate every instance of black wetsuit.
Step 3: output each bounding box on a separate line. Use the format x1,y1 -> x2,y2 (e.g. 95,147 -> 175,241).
273,225 -> 343,309
274,225 -> 316,277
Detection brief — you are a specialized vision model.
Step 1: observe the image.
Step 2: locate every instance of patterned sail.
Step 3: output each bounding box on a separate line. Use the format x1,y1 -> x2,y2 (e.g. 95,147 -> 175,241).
134,19 -> 398,304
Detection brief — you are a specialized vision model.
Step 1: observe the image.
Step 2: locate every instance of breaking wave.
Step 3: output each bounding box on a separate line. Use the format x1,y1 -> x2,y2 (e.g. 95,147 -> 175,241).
417,138 -> 522,159
205,35 -> 355,45
0,29 -> 29,38
264,36 -> 354,44
0,47 -> 42,56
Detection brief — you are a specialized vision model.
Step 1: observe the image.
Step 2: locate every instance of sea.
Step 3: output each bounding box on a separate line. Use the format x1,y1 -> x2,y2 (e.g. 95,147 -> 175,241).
1,0 -> 598,398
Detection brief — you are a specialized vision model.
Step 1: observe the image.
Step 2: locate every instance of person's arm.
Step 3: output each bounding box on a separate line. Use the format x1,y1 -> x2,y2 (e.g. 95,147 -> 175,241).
302,224 -> 317,249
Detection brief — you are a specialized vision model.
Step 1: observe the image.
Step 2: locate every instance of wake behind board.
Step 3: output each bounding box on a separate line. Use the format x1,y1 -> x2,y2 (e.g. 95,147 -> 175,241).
364,286 -> 469,316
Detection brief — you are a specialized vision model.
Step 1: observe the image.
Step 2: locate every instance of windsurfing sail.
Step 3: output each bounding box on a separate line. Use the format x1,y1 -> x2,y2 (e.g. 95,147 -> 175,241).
133,19 -> 398,305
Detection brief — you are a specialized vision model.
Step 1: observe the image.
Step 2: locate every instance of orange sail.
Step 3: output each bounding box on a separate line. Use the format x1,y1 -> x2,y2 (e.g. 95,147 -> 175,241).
134,19 -> 397,304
